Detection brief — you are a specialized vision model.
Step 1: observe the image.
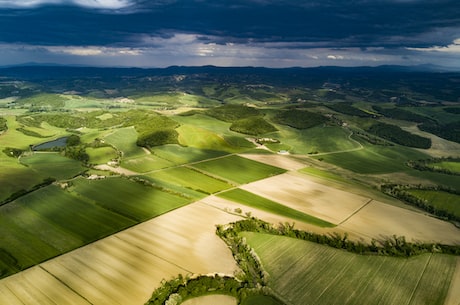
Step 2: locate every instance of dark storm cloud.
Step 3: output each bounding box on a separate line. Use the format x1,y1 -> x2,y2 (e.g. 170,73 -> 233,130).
0,0 -> 458,47
0,0 -> 459,67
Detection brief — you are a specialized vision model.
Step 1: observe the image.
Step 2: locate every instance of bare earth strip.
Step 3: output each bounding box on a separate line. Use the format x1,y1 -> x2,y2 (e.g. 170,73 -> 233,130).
94,164 -> 139,176
0,202 -> 241,305
444,257 -> 460,305
340,200 -> 460,244
240,172 -> 370,224
239,153 -> 307,171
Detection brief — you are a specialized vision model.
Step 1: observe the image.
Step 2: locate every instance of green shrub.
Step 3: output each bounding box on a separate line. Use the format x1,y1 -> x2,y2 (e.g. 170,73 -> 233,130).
367,122 -> 431,148
230,117 -> 277,135
205,104 -> 260,122
137,129 -> 179,147
273,109 -> 327,129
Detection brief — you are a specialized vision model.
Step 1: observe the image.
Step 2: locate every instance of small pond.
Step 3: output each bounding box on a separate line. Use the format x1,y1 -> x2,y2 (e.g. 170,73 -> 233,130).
32,136 -> 68,151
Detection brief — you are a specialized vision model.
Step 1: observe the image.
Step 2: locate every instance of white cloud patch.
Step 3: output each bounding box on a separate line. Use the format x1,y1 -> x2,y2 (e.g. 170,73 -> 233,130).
45,45 -> 142,56
407,38 -> 460,53
0,0 -> 133,9
327,55 -> 344,60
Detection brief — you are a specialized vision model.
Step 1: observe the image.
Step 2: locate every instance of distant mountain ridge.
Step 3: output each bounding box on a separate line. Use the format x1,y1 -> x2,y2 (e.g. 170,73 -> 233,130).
0,64 -> 456,80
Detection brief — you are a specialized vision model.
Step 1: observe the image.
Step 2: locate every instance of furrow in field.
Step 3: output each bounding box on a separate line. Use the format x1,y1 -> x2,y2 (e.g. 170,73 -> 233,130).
444,256 -> 460,305
42,260 -> 125,305
0,281 -> 25,305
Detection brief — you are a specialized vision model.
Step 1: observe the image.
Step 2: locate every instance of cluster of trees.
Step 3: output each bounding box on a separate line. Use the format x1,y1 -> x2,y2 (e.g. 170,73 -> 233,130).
407,157 -> 460,175
325,102 -> 372,117
372,106 -> 431,123
64,135 -> 89,163
444,107 -> 460,114
16,127 -> 47,138
381,184 -> 460,223
0,177 -> 56,206
146,274 -> 242,305
230,117 -> 277,136
353,131 -> 393,146
0,117 -> 7,132
205,104 -> 260,122
419,121 -> 460,144
366,122 -> 431,148
272,109 -> 327,129
133,111 -> 180,148
2,147 -> 23,158
136,129 -> 179,147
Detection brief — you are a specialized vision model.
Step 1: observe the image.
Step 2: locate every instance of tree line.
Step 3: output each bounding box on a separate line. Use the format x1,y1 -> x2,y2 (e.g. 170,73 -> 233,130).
407,157 -> 460,176
146,216 -> 460,304
381,184 -> 460,223
366,122 -> 431,149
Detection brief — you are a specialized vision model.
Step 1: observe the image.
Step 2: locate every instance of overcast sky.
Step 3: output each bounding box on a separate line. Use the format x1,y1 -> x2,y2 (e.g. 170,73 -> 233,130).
0,0 -> 459,68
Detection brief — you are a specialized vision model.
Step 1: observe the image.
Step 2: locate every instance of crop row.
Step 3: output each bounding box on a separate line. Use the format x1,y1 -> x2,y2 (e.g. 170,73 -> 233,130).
243,232 -> 456,305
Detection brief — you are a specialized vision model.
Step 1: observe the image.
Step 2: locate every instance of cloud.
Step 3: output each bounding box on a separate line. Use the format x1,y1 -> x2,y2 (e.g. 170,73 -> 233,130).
0,1 -> 459,68
46,45 -> 143,56
327,55 -> 344,60
0,0 -> 133,9
407,38 -> 460,53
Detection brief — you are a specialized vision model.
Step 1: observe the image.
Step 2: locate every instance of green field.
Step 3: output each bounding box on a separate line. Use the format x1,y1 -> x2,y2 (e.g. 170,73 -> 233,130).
431,161 -> 460,173
70,177 -> 192,221
174,114 -> 255,148
243,232 -> 456,305
20,152 -> 86,180
191,155 -> 286,184
217,189 -> 334,227
406,189 -> 460,219
0,158 -> 43,202
0,175 -> 195,279
145,166 -> 233,194
122,154 -> 175,172
86,146 -> 118,164
241,295 -> 285,305
313,144 -> 429,174
150,144 -> 228,165
269,125 -> 360,154
177,124 -> 238,152
104,127 -> 146,158
0,185 -> 136,278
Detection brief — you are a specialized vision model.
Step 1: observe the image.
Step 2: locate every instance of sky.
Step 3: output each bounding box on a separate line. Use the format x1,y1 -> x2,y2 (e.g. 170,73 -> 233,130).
0,0 -> 459,68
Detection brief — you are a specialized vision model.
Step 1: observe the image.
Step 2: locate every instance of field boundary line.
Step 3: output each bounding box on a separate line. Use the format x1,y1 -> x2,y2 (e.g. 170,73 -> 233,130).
113,236 -> 193,274
39,265 -> 94,305
407,254 -> 432,305
338,198 -> 373,226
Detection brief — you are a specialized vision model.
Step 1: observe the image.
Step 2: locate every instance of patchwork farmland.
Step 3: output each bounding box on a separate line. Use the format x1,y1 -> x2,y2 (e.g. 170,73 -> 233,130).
0,66 -> 459,305
0,202 -> 241,305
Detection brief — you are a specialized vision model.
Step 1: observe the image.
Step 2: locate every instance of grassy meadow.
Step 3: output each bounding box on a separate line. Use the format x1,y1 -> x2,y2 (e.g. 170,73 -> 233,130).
243,232 -> 456,305
20,153 -> 86,180
145,166 -> 233,194
406,189 -> 460,219
191,155 -> 286,184
70,177 -> 192,221
313,143 -> 429,174
104,127 -> 146,158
